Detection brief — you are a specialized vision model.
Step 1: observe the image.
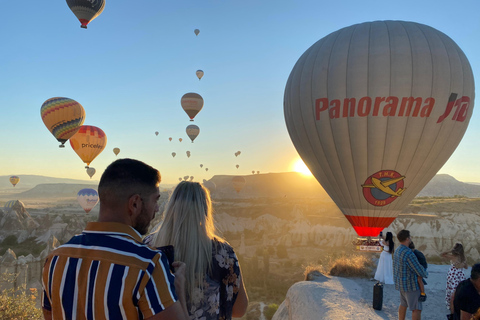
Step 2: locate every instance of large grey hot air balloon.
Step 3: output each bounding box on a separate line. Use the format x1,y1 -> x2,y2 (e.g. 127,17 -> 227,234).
66,0 -> 105,29
181,93 -> 204,121
284,21 -> 475,237
186,124 -> 200,143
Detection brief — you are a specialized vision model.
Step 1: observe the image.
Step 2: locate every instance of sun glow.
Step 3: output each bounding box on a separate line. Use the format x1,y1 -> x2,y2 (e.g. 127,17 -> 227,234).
292,158 -> 313,177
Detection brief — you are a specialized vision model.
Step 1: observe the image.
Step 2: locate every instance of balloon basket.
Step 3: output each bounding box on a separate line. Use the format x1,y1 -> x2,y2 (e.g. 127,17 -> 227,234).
352,237 -> 382,252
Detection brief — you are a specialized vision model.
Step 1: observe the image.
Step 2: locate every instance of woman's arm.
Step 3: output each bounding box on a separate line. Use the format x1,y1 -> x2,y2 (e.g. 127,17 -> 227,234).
232,264 -> 249,318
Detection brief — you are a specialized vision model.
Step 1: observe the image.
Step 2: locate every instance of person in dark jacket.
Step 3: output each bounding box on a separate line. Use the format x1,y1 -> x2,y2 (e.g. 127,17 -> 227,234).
409,241 -> 427,301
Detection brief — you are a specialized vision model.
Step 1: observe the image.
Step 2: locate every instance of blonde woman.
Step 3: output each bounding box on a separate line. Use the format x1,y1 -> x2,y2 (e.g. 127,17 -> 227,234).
147,181 -> 248,320
441,243 -> 468,316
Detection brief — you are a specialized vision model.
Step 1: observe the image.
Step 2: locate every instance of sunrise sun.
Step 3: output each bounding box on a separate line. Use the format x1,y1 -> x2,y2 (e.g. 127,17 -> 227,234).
292,158 -> 313,177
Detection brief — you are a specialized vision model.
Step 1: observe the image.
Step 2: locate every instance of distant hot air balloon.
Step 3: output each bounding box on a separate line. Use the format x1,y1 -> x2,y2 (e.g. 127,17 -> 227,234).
155,131 -> 159,136
194,29 -> 200,36
186,151 -> 191,158
196,70 -> 204,80
236,165 -> 239,169
186,125 -> 200,143
181,93 -> 204,121
252,171 -> 255,174
69,125 -> 107,168
205,168 -> 209,172
189,176 -> 194,181
169,137 -> 173,141
284,20 -> 475,237
257,171 -> 260,174
9,176 -> 19,187
113,147 -> 120,156
66,0 -> 105,29
179,138 -> 183,142
86,167 -> 96,178
237,151 -> 241,156
184,175 -> 189,181
179,177 -> 182,181
41,97 -> 86,148
200,164 -> 203,168
232,176 -> 246,193
172,152 -> 176,158
77,188 -> 99,213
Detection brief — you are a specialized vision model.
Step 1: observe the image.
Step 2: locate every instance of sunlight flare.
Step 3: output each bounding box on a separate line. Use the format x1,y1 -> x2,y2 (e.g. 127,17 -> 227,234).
292,158 -> 313,177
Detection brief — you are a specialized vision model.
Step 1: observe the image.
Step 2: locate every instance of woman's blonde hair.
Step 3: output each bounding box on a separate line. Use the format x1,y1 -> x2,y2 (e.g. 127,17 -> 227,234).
149,181 -> 224,300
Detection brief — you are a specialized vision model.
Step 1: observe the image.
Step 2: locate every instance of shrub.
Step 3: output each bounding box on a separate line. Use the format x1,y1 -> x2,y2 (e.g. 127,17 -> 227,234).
0,272 -> 42,319
264,303 -> 279,320
1,235 -> 17,246
328,254 -> 376,278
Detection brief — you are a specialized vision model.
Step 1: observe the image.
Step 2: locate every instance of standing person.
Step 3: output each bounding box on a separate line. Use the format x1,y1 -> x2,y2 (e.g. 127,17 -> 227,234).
441,243 -> 468,316
393,230 -> 428,320
452,263 -> 480,320
41,159 -> 188,320
374,231 -> 394,284
409,241 -> 428,302
147,181 -> 249,320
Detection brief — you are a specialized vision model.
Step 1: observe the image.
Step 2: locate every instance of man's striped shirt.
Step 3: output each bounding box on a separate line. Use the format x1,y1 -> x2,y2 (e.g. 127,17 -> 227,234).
42,222 -> 177,319
393,244 -> 428,292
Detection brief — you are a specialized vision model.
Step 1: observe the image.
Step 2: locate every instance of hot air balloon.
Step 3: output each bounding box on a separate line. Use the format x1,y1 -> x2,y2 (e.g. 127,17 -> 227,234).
205,168 -> 209,172
41,97 -> 86,148
169,137 -> 173,141
69,125 -> 107,168
189,176 -> 194,181
200,164 -> 203,168
252,171 -> 255,174
284,21 -> 475,237
186,151 -> 191,158
113,147 -> 120,156
86,167 -> 96,178
194,29 -> 200,36
155,131 -> 159,136
232,176 -> 246,193
179,177 -> 182,181
186,125 -> 200,143
184,175 -> 189,181
66,0 -> 105,29
257,171 -> 260,174
172,152 -> 176,158
196,70 -> 204,80
9,176 -> 19,187
181,93 -> 204,121
236,165 -> 239,169
77,188 -> 99,213
179,138 -> 183,142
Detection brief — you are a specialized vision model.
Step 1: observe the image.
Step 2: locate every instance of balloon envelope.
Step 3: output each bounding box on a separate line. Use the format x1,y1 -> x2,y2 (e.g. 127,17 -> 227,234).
66,0 -> 105,29
86,167 -> 96,178
113,147 -> 120,156
77,188 -> 99,213
181,93 -> 204,121
186,125 -> 200,143
41,97 -> 86,147
172,152 -> 176,158
196,70 -> 204,80
69,125 -> 107,167
194,29 -> 200,36
9,176 -> 19,187
155,131 -> 159,136
232,176 -> 246,193
284,21 -> 475,236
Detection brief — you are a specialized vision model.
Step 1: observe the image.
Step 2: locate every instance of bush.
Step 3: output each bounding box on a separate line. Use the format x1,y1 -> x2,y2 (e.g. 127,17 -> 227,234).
1,235 -> 17,246
329,254 -> 376,278
0,272 -> 42,319
264,303 -> 279,320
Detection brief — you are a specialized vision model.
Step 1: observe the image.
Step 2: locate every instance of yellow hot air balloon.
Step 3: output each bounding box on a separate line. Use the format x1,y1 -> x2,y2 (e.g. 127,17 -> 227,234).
284,21 -> 475,237
9,176 -> 20,187
196,70 -> 204,80
194,29 -> 200,36
86,167 -> 96,178
113,147 -> 120,156
41,97 -> 86,148
232,176 -> 246,193
69,125 -> 107,168
186,125 -> 200,143
181,93 -> 204,121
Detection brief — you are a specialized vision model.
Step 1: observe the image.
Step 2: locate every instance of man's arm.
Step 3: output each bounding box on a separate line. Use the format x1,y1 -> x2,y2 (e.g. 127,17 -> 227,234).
460,310 -> 473,320
42,308 -> 52,320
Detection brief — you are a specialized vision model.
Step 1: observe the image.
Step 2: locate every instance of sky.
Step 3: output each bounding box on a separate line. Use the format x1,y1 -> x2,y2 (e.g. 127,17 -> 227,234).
0,0 -> 479,185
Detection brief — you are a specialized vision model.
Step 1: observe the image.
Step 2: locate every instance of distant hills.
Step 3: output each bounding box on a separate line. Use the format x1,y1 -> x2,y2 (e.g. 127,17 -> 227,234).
0,172 -> 478,200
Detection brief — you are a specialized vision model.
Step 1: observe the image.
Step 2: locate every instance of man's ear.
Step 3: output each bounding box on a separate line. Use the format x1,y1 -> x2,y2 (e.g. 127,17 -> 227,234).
128,194 -> 142,217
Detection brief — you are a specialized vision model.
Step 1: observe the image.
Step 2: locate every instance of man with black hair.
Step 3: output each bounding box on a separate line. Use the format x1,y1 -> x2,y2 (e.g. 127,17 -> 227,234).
453,263 -> 480,320
42,158 -> 188,320
393,229 -> 428,320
